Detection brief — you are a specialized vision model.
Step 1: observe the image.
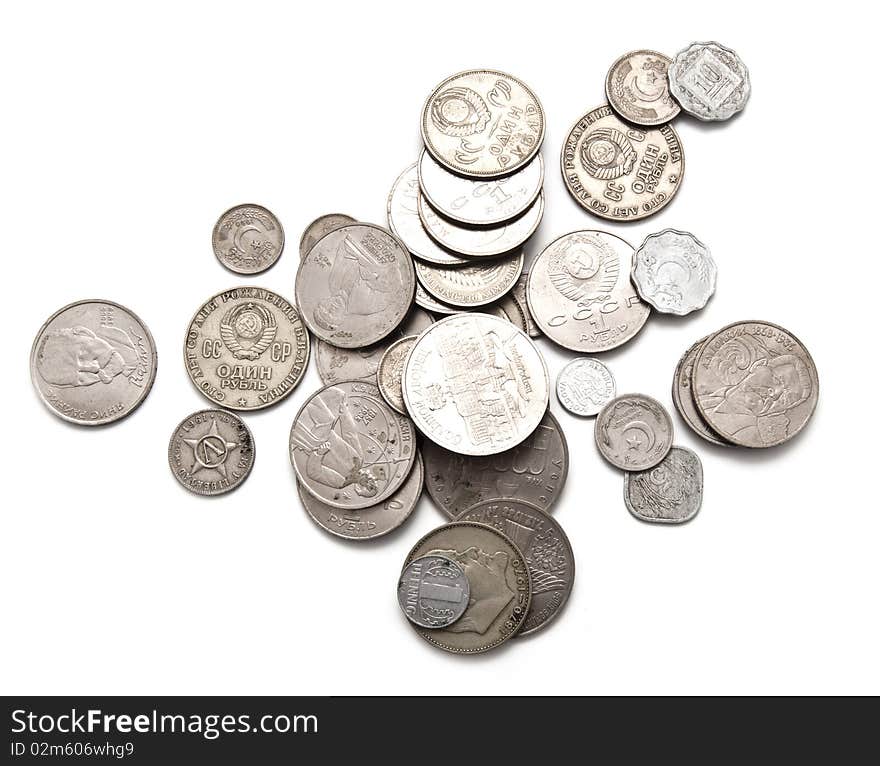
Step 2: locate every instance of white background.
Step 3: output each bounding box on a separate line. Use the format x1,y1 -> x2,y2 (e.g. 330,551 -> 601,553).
2,2 -> 876,695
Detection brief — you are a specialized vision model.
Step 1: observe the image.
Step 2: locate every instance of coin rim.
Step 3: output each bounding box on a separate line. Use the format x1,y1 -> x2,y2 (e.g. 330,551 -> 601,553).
376,335 -> 418,415
414,251 -> 524,309
211,203 -> 285,275
297,213 -> 357,260
671,336 -> 729,446
397,551 -> 470,629
594,393 -> 675,471
623,445 -> 703,524
604,49 -> 680,127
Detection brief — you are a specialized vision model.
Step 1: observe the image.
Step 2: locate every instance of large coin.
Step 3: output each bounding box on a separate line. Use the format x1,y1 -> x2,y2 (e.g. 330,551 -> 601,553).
212,204 -> 284,275
595,394 -> 674,471
31,299 -> 157,425
556,357 -> 616,417
377,335 -> 417,415
423,409 -> 568,518
668,41 -> 751,122
527,230 -> 650,352
184,286 -> 308,411
624,446 -> 703,524
414,282 -> 457,315
168,409 -> 255,496
418,149 -> 544,226
693,321 -> 819,448
397,553 -> 470,629
561,105 -> 684,221
671,337 -> 728,446
299,213 -> 356,259
401,521 -> 532,653
414,251 -> 524,308
457,499 -> 574,636
605,50 -> 680,126
421,68 -> 545,179
295,223 -> 415,348
289,380 -> 417,509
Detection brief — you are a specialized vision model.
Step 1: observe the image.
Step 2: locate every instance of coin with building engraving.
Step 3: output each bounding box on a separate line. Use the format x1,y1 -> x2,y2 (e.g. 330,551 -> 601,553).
624,445 -> 703,524
212,204 -> 284,275
672,337 -> 729,446
414,251 -> 524,308
398,553 -> 470,629
299,213 -> 356,259
605,50 -> 680,126
668,41 -> 751,122
556,358 -> 616,417
377,335 -> 417,415
595,394 -> 673,471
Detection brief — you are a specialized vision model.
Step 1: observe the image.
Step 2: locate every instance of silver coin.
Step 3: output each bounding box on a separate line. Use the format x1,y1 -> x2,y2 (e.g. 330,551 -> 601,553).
314,308 -> 433,387
668,41 -> 751,122
632,229 -> 716,316
184,286 -> 309,411
31,299 -> 157,425
386,164 -> 468,267
168,409 -> 255,496
398,553 -> 470,629
377,335 -> 417,415
418,149 -> 544,226
421,69 -> 545,179
414,251 -> 524,308
672,337 -> 729,446
561,105 -> 684,221
494,293 -> 528,334
298,451 -> 424,541
595,394 -> 674,471
418,192 -> 543,258
212,204 -> 285,275
295,223 -> 415,348
289,380 -> 417,510
403,312 -> 550,456
457,498 -> 574,636
693,321 -> 819,448
414,281 -> 458,315
605,50 -> 680,126
423,409 -> 569,518
511,271 -> 541,338
527,230 -> 650,352
484,303 -> 513,324
624,446 -> 703,524
299,213 -> 356,259
556,358 -> 616,417
402,521 -> 532,653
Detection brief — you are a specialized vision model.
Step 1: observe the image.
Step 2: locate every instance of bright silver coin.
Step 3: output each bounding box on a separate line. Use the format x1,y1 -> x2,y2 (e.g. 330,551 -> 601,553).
377,335 -> 417,415
414,251 -> 524,308
605,50 -> 680,126
299,213 -> 356,259
595,394 -> 674,471
556,357 -> 616,417
624,446 -> 703,524
414,282 -> 458,315
212,204 -> 285,275
668,41 -> 751,122
398,553 -> 470,629
672,337 -> 729,446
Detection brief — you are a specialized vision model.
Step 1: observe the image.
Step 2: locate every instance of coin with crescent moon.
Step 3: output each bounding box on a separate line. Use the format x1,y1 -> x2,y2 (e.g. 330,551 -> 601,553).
212,204 -> 285,275
595,394 -> 673,471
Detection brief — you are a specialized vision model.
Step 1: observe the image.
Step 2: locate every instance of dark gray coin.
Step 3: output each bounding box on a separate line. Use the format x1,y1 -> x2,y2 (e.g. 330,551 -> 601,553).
595,394 -> 674,471
624,446 -> 703,524
398,553 -> 470,629
377,335 -> 417,415
605,50 -> 680,126
212,204 -> 284,275
668,41 -> 751,122
672,337 -> 728,446
299,213 -> 356,259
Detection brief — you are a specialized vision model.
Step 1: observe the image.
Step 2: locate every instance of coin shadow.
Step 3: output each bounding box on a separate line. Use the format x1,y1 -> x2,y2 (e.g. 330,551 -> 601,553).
677,107 -> 748,135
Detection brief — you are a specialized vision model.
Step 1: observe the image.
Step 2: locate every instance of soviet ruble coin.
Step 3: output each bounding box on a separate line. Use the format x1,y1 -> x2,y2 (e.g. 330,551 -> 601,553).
595,394 -> 674,471
605,50 -> 680,126
212,204 -> 284,275
624,445 -> 702,524
377,335 -> 417,415
398,554 -> 470,629
556,358 -> 616,417
414,281 -> 458,315
671,337 -> 729,446
668,41 -> 751,122
414,251 -> 523,309
299,213 -> 356,259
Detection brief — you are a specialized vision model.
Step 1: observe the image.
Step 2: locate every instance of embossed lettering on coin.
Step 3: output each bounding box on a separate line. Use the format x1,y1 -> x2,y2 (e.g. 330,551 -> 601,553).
672,337 -> 729,446
624,446 -> 703,524
299,213 -> 356,259
398,554 -> 470,629
414,251 -> 524,308
556,358 -> 616,417
414,282 -> 457,315
212,204 -> 284,275
668,41 -> 751,122
606,50 -> 680,126
377,335 -> 417,415
595,394 -> 673,471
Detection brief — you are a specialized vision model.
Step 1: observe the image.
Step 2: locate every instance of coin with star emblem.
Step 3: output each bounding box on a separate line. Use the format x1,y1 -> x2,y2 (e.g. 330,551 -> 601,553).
595,394 -> 673,471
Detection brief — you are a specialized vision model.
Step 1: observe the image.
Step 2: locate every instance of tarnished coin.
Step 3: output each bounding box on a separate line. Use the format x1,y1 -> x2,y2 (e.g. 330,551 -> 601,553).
693,321 -> 819,448
672,337 -> 728,446
30,299 -> 157,425
561,105 -> 684,221
595,394 -> 673,471
418,192 -> 543,258
386,165 -> 468,267
414,251 -> 524,308
402,521 -> 532,653
184,287 -> 309,411
377,335 -> 417,415
289,380 -> 417,510
423,409 -> 569,518
632,229 -> 716,316
624,446 -> 703,524
212,204 -> 285,275
298,451 -> 423,541
403,313 -> 550,456
421,68 -> 545,179
605,50 -> 680,126
668,41 -> 751,122
511,271 -> 541,338
398,553 -> 470,629
299,213 -> 356,259
418,149 -> 544,227
295,223 -> 415,348
414,282 -> 458,315
458,499 -> 574,636
314,307 -> 433,387
527,230 -> 650,352
168,409 -> 255,496
556,358 -> 616,417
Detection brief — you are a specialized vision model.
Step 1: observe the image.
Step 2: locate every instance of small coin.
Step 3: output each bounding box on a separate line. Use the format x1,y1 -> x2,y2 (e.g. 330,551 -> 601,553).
693,321 -> 819,448
632,229 -> 716,316
168,409 -> 255,496
421,68 -> 545,179
671,337 -> 729,446
668,41 -> 751,122
414,251 -> 523,308
289,380 -> 417,510
184,286 -> 309,411
418,149 -> 544,226
212,204 -> 285,275
595,394 -> 674,471
423,409 -> 569,518
414,281 -> 458,315
561,104 -> 684,222
605,50 -> 680,126
296,223 -> 415,348
556,358 -> 616,417
298,451 -> 424,541
299,213 -> 357,259
398,553 -> 470,629
511,271 -> 541,338
377,335 -> 417,415
401,521 -> 532,653
527,230 -> 650,352
31,299 -> 157,425
418,192 -> 543,258
457,499 -> 574,636
624,446 -> 703,524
